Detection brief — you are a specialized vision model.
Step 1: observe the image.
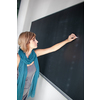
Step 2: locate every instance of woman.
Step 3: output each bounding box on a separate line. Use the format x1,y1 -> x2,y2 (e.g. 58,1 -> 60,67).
17,31 -> 77,100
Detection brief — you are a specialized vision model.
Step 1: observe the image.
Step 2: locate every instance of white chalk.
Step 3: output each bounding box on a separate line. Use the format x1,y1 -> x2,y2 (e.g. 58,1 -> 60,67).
76,36 -> 78,38
71,36 -> 78,39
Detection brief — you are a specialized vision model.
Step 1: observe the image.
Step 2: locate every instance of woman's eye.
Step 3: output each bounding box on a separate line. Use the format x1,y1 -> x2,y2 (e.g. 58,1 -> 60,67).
33,39 -> 35,41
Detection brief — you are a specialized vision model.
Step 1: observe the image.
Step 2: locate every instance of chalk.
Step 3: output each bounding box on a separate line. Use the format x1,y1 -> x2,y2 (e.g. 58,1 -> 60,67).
71,36 -> 78,39
76,36 -> 78,38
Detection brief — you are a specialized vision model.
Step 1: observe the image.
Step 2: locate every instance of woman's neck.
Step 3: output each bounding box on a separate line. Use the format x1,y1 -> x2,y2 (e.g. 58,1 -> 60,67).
25,49 -> 32,58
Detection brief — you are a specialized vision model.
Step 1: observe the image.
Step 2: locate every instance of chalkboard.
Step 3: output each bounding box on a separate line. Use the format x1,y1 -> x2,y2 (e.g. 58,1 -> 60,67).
30,2 -> 84,100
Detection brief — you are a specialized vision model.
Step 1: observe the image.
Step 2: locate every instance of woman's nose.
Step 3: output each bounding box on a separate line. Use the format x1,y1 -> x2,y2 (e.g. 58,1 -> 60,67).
36,40 -> 38,43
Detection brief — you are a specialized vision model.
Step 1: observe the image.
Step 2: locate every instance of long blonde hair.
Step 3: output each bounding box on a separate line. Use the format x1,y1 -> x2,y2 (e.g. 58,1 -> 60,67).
18,31 -> 36,52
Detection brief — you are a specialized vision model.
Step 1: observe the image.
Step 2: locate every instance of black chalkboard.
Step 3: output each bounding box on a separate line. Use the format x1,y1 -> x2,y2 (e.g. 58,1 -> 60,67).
30,2 -> 84,100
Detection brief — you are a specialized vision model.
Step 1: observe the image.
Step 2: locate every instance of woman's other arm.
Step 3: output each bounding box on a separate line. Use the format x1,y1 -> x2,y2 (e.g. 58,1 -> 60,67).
17,53 -> 20,69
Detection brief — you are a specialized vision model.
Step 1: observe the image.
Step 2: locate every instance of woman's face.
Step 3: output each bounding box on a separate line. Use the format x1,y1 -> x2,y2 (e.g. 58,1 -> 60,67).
29,37 -> 38,49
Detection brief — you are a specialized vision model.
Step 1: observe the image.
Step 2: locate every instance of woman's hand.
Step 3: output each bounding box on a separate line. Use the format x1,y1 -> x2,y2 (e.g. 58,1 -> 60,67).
67,33 -> 78,42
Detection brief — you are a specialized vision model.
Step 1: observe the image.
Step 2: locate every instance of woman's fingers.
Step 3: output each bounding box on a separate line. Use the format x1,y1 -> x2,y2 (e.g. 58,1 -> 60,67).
70,33 -> 77,40
70,34 -> 75,39
68,33 -> 78,42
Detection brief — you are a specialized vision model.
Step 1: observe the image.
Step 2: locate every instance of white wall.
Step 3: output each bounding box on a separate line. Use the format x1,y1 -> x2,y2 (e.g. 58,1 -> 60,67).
17,0 -> 84,100
17,0 -> 84,37
27,75 -> 70,100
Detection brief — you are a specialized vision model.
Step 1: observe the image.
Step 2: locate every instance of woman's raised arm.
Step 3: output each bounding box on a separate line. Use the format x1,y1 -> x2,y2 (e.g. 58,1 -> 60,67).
35,33 -> 77,57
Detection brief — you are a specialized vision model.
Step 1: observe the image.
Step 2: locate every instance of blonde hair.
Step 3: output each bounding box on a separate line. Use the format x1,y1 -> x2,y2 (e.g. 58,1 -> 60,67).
18,31 -> 36,52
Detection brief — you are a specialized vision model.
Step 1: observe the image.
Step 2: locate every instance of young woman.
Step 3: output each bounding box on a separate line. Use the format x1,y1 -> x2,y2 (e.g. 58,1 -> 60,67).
17,31 -> 77,100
